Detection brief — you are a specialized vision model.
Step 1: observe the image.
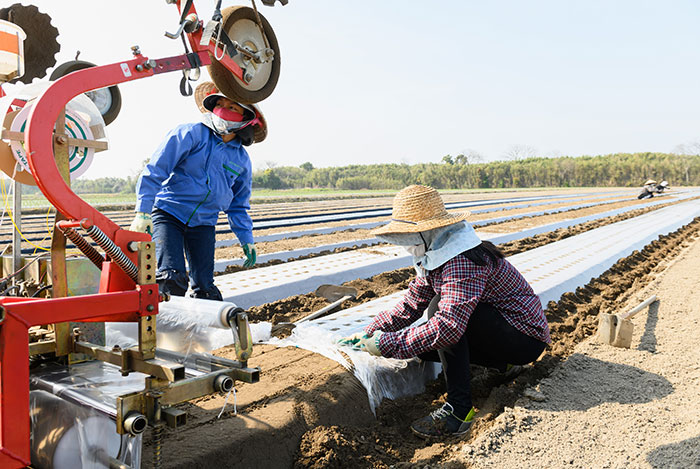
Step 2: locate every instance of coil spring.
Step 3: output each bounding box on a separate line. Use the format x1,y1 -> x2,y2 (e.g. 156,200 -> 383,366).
152,422 -> 163,469
84,225 -> 138,281
61,227 -> 104,269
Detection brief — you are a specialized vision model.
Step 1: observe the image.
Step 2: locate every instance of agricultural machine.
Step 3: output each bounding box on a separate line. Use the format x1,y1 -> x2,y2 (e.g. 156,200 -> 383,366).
0,1 -> 285,467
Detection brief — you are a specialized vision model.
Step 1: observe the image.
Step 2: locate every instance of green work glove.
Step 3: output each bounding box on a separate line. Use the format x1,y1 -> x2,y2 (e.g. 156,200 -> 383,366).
338,331 -> 366,346
353,331 -> 383,356
242,243 -> 257,268
129,212 -> 153,236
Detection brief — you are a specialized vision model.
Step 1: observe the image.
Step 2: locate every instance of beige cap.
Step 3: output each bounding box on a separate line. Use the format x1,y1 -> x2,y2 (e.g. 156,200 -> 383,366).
372,185 -> 470,235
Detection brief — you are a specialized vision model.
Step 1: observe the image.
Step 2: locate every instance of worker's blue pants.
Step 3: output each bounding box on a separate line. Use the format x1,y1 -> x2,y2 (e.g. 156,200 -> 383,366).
151,208 -> 222,300
418,302 -> 546,420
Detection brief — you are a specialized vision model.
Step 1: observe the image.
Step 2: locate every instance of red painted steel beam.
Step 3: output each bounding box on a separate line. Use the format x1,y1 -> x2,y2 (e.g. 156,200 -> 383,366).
0,288 -> 152,467
25,57 -> 154,241
0,315 -> 31,467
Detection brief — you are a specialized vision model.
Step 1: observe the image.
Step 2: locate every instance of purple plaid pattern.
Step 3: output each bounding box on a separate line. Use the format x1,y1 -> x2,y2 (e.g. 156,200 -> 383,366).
365,254 -> 551,359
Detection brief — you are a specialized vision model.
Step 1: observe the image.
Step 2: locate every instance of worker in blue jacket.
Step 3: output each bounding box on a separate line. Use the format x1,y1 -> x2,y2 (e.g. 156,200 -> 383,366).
129,82 -> 266,300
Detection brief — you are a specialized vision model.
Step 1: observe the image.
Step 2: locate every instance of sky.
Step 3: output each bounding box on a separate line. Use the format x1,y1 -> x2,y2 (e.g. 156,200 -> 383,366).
3,0 -> 700,180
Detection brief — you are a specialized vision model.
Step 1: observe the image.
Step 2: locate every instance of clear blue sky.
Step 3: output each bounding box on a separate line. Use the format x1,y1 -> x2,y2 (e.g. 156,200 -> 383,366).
3,1 -> 700,180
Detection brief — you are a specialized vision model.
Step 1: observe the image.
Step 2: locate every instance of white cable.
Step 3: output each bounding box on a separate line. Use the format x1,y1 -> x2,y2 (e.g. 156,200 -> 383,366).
216,387 -> 237,419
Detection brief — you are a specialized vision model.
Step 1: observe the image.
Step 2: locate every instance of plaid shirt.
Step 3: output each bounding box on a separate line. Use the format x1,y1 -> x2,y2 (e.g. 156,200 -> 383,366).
365,254 -> 551,359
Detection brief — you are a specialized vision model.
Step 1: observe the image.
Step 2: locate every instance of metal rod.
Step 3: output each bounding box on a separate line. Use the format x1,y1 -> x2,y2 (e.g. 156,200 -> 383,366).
12,178 -> 21,285
91,448 -> 133,469
30,379 -> 117,418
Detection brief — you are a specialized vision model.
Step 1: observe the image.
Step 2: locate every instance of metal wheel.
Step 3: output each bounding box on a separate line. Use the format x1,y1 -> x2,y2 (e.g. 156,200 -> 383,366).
208,6 -> 281,104
50,60 -> 122,126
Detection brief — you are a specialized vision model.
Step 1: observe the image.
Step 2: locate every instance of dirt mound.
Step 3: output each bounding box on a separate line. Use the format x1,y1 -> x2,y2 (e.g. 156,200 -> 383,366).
294,426 -> 396,469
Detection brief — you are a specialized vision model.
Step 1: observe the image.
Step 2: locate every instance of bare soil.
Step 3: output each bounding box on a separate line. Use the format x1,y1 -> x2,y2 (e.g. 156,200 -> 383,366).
143,204 -> 700,468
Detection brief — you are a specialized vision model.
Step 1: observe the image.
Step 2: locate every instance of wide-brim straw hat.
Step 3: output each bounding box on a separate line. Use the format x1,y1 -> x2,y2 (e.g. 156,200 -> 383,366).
644,179 -> 657,185
372,185 -> 470,235
194,82 -> 267,143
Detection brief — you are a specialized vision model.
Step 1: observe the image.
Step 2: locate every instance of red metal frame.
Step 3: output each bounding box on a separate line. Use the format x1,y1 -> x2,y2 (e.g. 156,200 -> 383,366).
0,1 -> 251,465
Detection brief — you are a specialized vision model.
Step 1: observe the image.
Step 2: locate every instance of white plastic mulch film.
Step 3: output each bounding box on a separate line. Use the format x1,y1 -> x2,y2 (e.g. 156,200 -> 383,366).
268,319 -> 438,414
30,362 -> 144,469
105,296 -> 271,364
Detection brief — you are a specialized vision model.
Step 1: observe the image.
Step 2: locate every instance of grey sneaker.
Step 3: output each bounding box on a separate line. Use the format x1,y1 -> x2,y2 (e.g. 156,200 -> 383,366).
504,364 -> 524,380
410,403 -> 474,439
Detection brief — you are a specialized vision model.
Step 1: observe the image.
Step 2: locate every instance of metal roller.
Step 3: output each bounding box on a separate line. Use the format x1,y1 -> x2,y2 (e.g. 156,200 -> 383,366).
29,390 -> 129,469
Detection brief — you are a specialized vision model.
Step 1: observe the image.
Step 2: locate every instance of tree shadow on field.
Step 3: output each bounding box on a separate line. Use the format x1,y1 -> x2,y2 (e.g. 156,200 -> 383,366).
532,353 -> 673,412
638,300 -> 660,353
646,435 -> 700,468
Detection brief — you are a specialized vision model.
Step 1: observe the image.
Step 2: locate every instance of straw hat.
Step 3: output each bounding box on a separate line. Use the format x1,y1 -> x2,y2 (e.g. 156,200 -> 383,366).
193,81 -> 267,143
372,185 -> 470,235
644,179 -> 657,186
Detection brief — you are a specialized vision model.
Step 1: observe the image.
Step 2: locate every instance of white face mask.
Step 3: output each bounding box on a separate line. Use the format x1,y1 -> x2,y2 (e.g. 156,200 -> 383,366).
404,243 -> 426,258
203,112 -> 252,135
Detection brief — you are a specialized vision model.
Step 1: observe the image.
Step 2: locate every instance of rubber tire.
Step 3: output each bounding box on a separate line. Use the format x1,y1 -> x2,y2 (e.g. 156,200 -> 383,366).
208,6 -> 281,104
49,60 -> 122,126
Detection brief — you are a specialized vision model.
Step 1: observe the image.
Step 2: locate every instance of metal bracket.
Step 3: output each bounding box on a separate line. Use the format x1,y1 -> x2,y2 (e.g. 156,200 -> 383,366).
200,21 -> 239,61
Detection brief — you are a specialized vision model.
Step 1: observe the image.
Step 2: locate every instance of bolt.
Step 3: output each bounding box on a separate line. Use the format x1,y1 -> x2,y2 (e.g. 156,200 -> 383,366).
55,135 -> 67,145
131,45 -> 142,56
112,344 -> 121,352
146,304 -> 155,312
127,241 -> 139,252
135,64 -> 144,72
144,59 -> 157,70
244,72 -> 254,83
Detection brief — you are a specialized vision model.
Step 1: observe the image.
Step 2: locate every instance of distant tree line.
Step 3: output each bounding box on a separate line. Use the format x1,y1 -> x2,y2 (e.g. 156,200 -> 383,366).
12,152 -> 699,194
19,175 -> 138,195
252,153 -> 699,190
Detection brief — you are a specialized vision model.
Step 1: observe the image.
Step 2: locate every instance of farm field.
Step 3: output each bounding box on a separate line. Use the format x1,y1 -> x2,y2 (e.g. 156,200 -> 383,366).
23,185 -> 692,468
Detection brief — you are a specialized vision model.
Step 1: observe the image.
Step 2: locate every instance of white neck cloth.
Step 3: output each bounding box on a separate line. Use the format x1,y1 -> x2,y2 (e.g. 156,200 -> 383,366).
413,222 -> 482,275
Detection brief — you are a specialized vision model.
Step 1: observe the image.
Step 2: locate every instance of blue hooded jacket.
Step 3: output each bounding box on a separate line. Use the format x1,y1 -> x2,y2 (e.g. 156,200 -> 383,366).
135,123 -> 253,245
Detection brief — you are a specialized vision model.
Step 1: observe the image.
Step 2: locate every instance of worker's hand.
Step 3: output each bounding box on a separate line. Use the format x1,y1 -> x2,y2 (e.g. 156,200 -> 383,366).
242,243 -> 257,268
338,331 -> 366,346
129,212 -> 153,236
353,331 -> 383,356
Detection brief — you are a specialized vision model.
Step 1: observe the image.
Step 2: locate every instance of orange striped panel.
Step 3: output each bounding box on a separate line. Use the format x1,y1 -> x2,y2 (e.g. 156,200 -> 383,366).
0,31 -> 20,54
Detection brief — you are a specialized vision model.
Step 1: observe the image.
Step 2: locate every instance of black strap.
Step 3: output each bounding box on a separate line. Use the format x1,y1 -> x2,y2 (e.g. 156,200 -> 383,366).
180,73 -> 193,96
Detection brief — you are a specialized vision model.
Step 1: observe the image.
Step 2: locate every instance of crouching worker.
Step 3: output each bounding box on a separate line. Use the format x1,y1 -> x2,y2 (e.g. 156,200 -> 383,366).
341,185 -> 550,439
130,82 -> 266,300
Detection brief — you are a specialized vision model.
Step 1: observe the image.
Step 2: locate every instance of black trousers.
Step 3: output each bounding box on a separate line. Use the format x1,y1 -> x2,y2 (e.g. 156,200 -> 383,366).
418,302 -> 547,419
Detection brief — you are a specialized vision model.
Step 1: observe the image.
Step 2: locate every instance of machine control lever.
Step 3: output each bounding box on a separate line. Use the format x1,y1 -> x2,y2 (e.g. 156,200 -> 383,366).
165,13 -> 199,39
